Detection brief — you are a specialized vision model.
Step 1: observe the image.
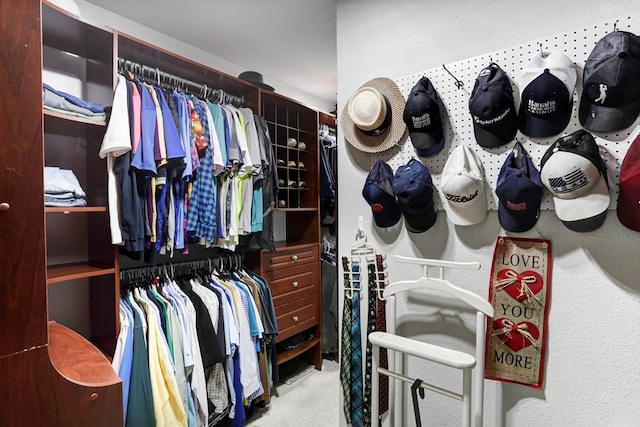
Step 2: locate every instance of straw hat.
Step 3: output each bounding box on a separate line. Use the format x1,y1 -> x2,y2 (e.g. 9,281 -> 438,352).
341,77 -> 407,153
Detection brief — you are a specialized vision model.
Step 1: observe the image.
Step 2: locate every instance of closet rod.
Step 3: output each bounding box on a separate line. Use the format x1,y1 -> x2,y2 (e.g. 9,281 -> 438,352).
119,252 -> 244,282
117,57 -> 245,107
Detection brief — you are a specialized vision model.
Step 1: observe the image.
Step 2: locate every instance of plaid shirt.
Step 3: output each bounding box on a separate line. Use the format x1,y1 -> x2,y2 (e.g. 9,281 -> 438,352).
186,98 -> 217,243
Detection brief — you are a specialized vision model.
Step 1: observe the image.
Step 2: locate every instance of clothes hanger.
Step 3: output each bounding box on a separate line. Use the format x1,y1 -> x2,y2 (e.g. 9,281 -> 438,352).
390,255 -> 494,316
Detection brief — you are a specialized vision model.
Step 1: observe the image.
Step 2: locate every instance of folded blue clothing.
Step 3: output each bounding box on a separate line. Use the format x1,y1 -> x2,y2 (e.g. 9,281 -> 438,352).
44,167 -> 86,199
45,195 -> 87,207
43,88 -> 106,119
43,83 -> 105,113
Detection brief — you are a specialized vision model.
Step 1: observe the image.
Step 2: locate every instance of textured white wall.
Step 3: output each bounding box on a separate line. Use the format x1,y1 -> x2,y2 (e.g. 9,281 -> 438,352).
337,1 -> 640,426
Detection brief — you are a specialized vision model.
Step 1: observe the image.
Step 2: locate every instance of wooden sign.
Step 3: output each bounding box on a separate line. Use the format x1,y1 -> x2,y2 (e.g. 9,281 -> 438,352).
485,236 -> 551,389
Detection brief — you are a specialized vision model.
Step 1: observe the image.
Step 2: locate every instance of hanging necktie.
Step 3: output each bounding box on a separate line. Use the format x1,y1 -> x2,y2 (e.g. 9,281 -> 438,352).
376,254 -> 389,419
363,261 -> 377,425
350,260 -> 364,427
340,257 -> 353,425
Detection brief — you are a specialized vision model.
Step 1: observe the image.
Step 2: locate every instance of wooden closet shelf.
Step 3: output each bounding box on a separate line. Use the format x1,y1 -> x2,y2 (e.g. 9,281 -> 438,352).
47,262 -> 115,285
48,321 -> 121,387
276,337 -> 321,366
45,206 -> 108,213
44,109 -> 107,127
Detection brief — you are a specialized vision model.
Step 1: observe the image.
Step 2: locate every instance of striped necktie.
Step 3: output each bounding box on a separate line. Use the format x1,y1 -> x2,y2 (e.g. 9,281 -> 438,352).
376,254 -> 389,418
350,261 -> 364,427
340,257 -> 353,424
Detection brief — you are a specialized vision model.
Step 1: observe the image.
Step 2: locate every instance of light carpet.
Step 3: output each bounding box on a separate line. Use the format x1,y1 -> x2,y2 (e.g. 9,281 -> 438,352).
246,358 -> 340,427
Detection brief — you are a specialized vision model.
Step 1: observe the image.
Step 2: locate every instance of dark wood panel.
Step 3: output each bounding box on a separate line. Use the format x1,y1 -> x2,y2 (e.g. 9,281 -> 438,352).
0,0 -> 48,357
0,345 -> 122,427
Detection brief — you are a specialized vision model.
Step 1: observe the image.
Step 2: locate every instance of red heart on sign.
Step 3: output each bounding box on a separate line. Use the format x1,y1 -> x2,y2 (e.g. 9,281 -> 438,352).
492,318 -> 540,352
496,268 -> 543,303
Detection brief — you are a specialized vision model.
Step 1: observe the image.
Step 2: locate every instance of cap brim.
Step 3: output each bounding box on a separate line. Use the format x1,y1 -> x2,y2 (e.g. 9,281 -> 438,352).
441,188 -> 488,226
403,207 -> 437,233
579,95 -> 640,133
518,101 -> 572,138
552,173 -> 610,231
372,208 -> 402,228
473,107 -> 518,148
409,131 -> 445,157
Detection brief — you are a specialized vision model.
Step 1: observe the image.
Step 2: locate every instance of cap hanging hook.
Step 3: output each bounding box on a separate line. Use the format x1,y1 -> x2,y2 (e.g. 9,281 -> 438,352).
442,64 -> 464,90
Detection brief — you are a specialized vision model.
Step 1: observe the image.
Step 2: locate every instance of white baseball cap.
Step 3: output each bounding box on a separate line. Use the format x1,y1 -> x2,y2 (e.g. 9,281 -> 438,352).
439,144 -> 488,225
540,129 -> 610,231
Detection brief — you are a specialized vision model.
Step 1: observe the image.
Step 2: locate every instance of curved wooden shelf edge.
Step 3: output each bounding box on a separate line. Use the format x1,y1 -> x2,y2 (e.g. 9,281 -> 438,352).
48,321 -> 121,387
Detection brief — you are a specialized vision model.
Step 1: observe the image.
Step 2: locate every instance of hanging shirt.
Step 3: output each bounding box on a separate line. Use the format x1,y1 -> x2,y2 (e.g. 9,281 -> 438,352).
99,74 -> 132,245
135,288 -> 187,426
167,280 -> 208,427
131,79 -> 158,175
123,294 -> 155,427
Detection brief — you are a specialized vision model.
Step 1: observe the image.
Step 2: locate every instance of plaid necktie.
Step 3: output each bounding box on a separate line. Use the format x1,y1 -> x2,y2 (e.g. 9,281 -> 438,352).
340,257 -> 352,424
376,254 -> 389,418
350,261 -> 364,427
363,261 -> 378,425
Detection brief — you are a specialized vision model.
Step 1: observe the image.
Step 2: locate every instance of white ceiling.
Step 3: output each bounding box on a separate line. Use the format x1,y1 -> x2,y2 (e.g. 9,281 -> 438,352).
84,0 -> 337,110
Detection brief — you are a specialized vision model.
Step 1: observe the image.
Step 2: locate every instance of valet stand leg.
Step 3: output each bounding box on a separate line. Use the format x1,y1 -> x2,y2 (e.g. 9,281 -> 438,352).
462,369 -> 472,427
371,342 -> 380,426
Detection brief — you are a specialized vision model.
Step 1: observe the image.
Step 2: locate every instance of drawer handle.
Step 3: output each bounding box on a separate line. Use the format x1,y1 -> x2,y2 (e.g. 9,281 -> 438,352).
292,281 -> 299,287
292,255 -> 298,261
293,316 -> 299,322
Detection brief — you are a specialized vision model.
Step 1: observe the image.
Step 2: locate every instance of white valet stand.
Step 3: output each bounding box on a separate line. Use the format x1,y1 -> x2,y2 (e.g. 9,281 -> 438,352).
369,255 -> 494,427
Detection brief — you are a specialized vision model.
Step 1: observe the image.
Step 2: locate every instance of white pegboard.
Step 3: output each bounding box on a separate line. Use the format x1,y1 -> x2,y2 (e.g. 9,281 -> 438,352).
373,13 -> 640,212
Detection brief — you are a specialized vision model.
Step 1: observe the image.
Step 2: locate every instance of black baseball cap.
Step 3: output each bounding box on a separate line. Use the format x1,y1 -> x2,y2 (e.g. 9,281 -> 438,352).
362,160 -> 402,228
469,63 -> 518,148
403,77 -> 445,157
518,51 -> 577,138
579,30 -> 640,133
391,159 -> 437,232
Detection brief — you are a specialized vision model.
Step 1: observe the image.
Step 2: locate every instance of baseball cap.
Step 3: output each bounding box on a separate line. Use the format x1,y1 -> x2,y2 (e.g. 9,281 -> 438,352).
496,143 -> 543,232
518,51 -> 577,138
579,31 -> 640,133
439,144 -> 488,226
403,77 -> 445,157
362,160 -> 402,228
391,159 -> 437,232
468,63 -> 518,148
540,129 -> 610,232
616,134 -> 640,231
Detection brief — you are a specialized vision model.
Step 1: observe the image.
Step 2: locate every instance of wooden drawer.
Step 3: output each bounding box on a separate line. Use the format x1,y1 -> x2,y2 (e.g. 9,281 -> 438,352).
262,244 -> 319,271
266,263 -> 318,299
275,293 -> 319,342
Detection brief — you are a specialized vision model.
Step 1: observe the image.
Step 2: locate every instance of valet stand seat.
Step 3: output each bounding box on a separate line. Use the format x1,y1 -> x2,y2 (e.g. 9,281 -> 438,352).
369,255 -> 494,427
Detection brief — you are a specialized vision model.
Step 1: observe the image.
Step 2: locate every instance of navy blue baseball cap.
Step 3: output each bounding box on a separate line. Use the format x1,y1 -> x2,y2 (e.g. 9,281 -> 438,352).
518,51 -> 577,138
362,160 -> 402,227
392,159 -> 437,232
469,63 -> 518,148
496,143 -> 543,232
403,77 -> 445,157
